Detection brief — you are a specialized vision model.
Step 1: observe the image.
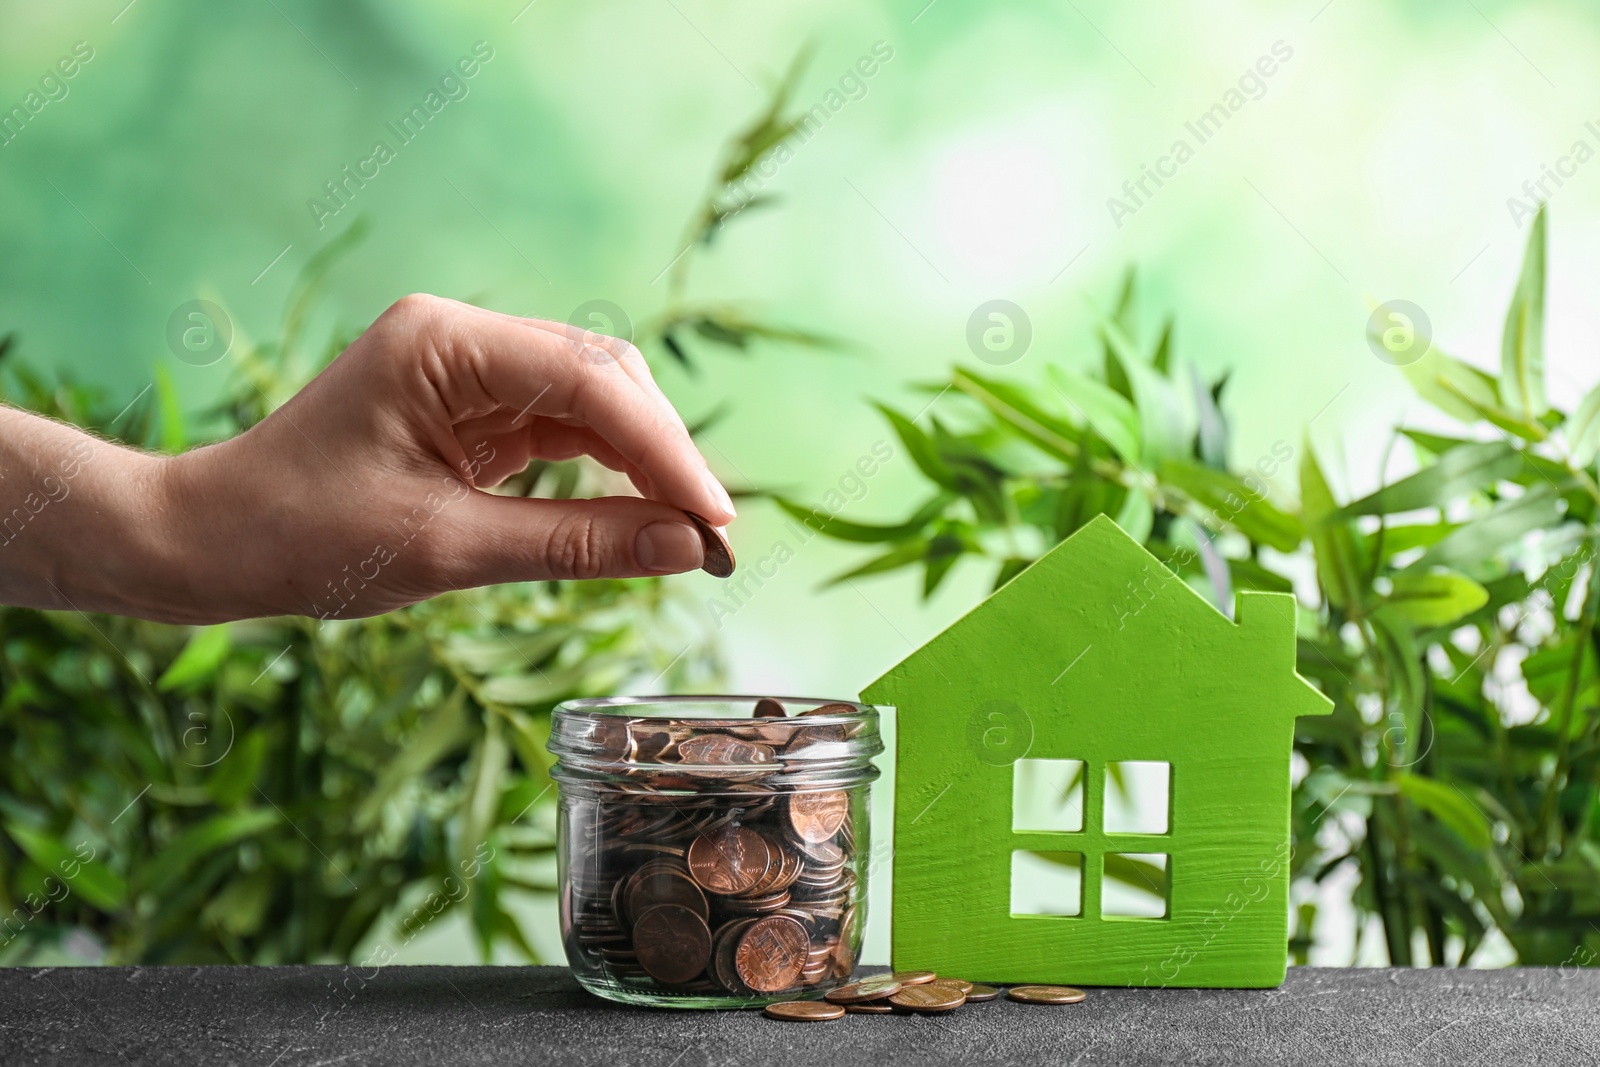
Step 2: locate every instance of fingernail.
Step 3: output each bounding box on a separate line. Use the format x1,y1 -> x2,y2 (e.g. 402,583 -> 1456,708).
635,521 -> 704,574
703,471 -> 737,519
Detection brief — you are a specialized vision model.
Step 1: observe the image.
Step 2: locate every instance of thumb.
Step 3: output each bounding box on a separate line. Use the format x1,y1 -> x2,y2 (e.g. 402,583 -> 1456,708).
439,493 -> 712,586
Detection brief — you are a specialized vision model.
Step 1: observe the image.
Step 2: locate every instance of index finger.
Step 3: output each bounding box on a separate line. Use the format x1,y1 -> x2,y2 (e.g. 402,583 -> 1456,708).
439,304 -> 736,526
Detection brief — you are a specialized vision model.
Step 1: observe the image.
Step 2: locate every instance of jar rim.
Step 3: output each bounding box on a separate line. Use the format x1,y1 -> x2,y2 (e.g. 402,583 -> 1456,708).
554,694 -> 873,719
549,694 -> 882,788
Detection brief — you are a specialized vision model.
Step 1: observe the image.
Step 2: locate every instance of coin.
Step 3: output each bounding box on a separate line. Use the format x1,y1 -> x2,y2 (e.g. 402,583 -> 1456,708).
624,865 -> 708,925
676,733 -> 776,770
844,1001 -> 894,1014
1007,985 -> 1086,1004
735,915 -> 810,993
687,827 -> 769,895
930,978 -> 974,994
753,697 -> 788,718
964,984 -> 1000,1002
824,974 -> 903,1004
631,904 -> 712,985
888,984 -> 965,1012
800,702 -> 857,716
892,970 -> 938,985
685,511 -> 735,578
764,1000 -> 845,1021
787,790 -> 849,844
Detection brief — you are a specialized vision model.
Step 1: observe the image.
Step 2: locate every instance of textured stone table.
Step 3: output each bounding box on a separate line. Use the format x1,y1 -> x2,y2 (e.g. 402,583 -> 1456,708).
2,965 -> 1595,1066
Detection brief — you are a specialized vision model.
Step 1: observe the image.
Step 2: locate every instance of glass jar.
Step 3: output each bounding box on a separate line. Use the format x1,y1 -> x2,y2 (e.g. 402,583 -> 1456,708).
549,695 -> 883,1009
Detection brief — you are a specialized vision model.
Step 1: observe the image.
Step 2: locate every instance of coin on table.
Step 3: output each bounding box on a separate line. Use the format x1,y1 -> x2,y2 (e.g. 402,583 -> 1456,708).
845,1002 -> 894,1014
892,970 -> 938,986
930,978 -> 974,994
889,984 -> 965,1012
824,973 -> 904,1004
753,697 -> 788,718
963,984 -> 1001,1002
630,904 -> 712,985
786,790 -> 850,844
685,511 -> 735,578
1007,985 -> 1086,1004
764,1001 -> 845,1021
735,915 -> 810,993
687,827 -> 769,895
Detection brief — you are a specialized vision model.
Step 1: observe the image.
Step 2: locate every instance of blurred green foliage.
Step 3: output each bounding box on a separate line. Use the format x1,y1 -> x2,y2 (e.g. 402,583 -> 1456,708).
796,205 -> 1600,969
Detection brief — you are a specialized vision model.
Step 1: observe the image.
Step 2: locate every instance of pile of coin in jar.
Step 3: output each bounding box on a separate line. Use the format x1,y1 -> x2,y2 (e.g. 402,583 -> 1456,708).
763,972 -> 1088,1021
562,698 -> 868,999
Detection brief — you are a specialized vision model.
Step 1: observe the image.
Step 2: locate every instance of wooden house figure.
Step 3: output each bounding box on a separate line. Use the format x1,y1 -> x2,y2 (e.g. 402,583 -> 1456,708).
860,515 -> 1331,987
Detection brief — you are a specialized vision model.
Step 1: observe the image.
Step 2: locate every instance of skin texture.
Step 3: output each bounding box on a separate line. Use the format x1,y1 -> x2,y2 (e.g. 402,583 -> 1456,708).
0,294 -> 735,625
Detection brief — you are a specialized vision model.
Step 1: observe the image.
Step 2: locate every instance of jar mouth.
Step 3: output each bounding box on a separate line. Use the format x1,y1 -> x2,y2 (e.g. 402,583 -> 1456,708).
550,695 -> 883,789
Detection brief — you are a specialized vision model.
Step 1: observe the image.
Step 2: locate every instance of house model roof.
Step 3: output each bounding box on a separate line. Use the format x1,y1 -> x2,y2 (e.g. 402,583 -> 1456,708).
863,513 -> 1332,726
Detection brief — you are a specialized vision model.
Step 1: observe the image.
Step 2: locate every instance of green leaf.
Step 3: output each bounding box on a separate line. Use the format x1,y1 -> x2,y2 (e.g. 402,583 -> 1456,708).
1376,522 -> 1462,559
1410,484 -> 1565,570
477,664 -> 595,706
1102,321 -> 1191,465
1566,380 -> 1600,468
157,625 -> 233,691
1158,458 -> 1303,551
875,404 -> 956,489
1395,775 -> 1494,852
823,540 -> 931,587
154,363 -> 187,454
1402,348 -> 1547,441
1048,366 -> 1141,464
1334,441 -> 1521,518
5,823 -> 126,911
1227,556 -> 1295,593
1301,435 -> 1366,612
355,686 -> 471,831
950,368 -> 1079,464
1375,572 -> 1490,627
774,494 -> 951,544
1500,204 -> 1547,420
139,808 -> 281,898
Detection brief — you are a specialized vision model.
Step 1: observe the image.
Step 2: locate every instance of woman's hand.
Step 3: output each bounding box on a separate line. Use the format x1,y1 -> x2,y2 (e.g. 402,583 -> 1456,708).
0,294 -> 735,624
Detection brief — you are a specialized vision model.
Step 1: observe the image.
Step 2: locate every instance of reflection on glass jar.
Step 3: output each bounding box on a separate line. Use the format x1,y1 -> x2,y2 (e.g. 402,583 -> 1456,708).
549,696 -> 883,1009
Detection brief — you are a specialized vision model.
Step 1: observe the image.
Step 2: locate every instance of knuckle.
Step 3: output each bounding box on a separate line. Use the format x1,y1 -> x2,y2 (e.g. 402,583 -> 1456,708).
385,292 -> 449,322
546,513 -> 607,581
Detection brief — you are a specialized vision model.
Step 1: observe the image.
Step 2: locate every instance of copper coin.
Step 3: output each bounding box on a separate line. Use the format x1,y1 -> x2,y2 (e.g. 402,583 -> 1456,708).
625,866 -> 708,925
892,970 -> 938,985
734,915 -> 810,993
787,790 -> 849,844
798,702 -> 857,716
753,697 -> 788,718
676,733 -> 775,768
964,984 -> 1000,1002
824,973 -> 903,1004
1007,984 -> 1086,1004
888,984 -> 965,1012
630,904 -> 711,985
687,827 -> 769,895
685,511 -> 735,578
844,1001 -> 894,1014
764,1000 -> 845,1021
930,978 -> 974,994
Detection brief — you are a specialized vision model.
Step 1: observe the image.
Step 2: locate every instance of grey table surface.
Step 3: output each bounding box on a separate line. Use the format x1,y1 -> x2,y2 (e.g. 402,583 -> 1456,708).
1,965 -> 1595,1067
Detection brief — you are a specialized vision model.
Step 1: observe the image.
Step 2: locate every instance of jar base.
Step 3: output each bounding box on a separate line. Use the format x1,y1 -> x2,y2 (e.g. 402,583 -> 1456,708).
573,974 -> 831,1010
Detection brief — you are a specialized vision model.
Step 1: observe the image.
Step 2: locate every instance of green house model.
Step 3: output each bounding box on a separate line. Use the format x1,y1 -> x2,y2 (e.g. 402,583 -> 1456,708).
860,515 -> 1332,988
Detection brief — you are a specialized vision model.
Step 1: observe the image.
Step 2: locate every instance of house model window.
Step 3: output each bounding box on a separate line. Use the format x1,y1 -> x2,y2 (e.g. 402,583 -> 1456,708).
1010,758 -> 1172,920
